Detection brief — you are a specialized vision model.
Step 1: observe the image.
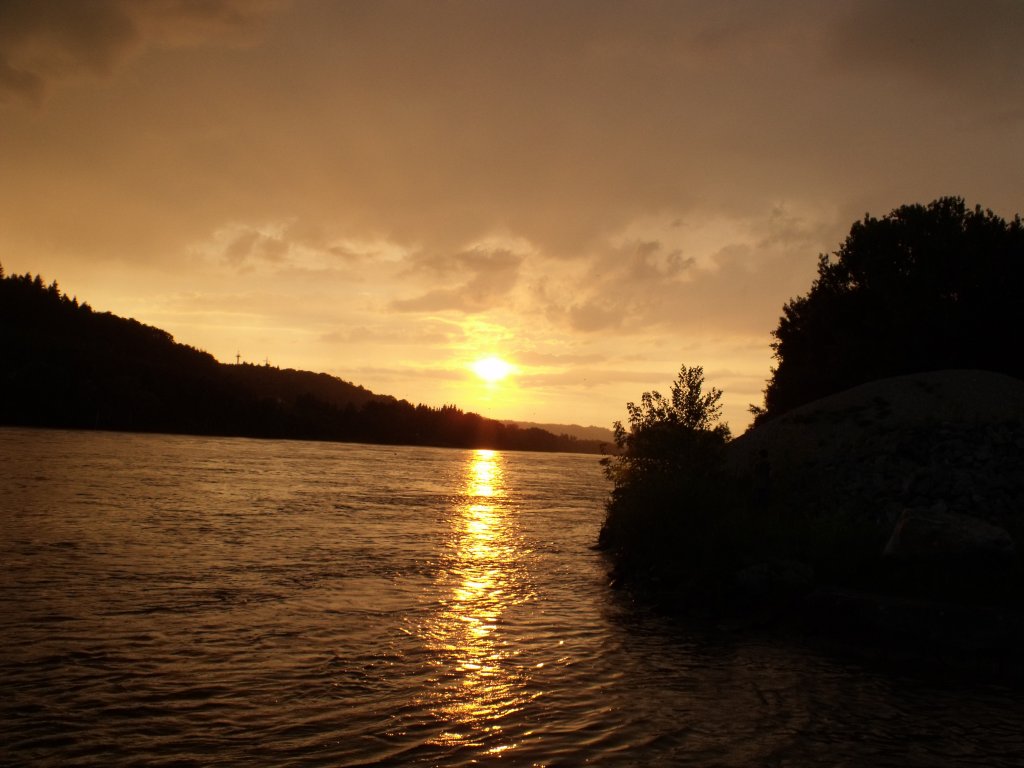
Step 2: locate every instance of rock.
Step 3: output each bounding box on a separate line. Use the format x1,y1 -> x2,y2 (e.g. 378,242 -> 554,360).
726,372 -> 1024,564
735,559 -> 815,596
883,506 -> 1016,560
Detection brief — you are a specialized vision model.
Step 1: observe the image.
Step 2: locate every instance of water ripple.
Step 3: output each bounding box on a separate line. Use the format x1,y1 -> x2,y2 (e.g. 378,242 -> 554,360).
2,429 -> 1023,766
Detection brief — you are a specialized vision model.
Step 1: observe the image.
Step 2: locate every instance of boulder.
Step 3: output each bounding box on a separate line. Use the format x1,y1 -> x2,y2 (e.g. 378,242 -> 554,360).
734,558 -> 815,596
883,505 -> 1016,560
726,370 -> 1024,539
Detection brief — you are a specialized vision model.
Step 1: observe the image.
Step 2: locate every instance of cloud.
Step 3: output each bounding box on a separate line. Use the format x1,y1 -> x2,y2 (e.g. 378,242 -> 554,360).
0,51 -> 42,104
524,203 -> 838,340
626,240 -> 695,282
565,301 -> 623,333
320,323 -> 457,347
0,0 -> 281,106
514,350 -> 607,367
519,366 -> 678,389
828,0 -> 1024,98
6,1 -> 1020,272
223,230 -> 259,266
391,249 -> 523,313
2,1 -> 1023,431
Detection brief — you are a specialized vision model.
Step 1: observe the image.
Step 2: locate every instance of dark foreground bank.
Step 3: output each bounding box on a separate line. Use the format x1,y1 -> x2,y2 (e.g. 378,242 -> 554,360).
599,370 -> 1024,675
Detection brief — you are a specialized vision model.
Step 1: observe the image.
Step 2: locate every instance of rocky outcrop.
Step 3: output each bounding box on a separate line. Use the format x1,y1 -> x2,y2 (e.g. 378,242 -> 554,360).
734,558 -> 815,596
607,370 -> 1024,666
728,370 -> 1024,554
730,369 -> 1024,468
883,504 -> 1016,560
719,369 -> 1024,654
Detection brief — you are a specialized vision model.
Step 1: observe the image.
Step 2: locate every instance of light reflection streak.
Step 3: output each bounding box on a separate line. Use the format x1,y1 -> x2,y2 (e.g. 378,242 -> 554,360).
417,449 -> 534,753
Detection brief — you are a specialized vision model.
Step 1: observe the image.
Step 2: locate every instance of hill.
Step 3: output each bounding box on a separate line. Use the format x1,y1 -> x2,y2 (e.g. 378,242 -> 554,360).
0,268 -> 606,454
504,420 -> 615,444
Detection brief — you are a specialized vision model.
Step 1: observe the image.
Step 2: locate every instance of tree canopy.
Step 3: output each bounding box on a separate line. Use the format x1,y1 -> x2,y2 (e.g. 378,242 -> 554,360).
759,197 -> 1024,421
605,364 -> 731,488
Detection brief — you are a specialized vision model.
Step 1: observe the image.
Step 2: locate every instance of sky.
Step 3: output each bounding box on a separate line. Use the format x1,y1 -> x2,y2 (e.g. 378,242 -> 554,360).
2,0 -> 1022,433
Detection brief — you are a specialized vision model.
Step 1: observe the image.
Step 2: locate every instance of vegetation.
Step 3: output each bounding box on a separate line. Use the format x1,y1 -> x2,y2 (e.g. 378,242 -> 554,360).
596,366 -> 832,605
597,366 -> 749,600
602,364 -> 731,488
599,199 -> 1024,619
758,197 -> 1024,421
0,266 -> 606,454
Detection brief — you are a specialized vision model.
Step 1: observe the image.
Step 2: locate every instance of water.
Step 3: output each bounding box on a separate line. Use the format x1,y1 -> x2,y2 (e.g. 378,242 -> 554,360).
1,427 -> 1022,767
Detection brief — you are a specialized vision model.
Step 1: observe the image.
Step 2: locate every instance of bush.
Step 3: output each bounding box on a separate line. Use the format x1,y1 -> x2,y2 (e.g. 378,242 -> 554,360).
598,366 -> 741,592
597,365 -> 881,604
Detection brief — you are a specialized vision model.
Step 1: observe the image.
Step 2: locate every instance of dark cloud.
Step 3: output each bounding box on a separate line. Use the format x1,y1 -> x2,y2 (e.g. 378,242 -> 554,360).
0,0 -> 136,105
829,0 -> 1024,99
0,52 -> 42,104
0,0 -> 280,105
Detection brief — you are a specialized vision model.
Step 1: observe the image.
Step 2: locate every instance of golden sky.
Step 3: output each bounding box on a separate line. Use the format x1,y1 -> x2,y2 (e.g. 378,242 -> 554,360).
2,0 -> 1022,431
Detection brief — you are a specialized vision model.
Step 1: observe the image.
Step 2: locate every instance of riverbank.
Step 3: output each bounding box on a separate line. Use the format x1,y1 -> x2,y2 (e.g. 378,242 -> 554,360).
600,369 -> 1024,673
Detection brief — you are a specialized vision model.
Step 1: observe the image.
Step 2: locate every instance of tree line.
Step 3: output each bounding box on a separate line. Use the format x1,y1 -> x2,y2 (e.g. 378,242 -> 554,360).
0,266 -> 607,454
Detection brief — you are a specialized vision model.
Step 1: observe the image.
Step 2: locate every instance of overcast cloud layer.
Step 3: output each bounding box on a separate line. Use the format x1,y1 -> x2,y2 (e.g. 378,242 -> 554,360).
2,0 -> 1022,429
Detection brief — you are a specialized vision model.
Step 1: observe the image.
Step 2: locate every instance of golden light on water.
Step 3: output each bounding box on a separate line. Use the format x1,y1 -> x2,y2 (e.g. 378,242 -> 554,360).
469,448 -> 497,497
419,449 -> 534,752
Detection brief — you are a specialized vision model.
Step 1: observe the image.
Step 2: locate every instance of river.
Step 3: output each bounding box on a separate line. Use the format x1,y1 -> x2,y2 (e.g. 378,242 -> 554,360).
1,427 -> 1022,766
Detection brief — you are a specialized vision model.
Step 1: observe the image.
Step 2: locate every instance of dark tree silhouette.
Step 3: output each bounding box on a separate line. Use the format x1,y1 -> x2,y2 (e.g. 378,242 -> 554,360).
759,197 -> 1024,421
605,364 -> 731,485
595,364 -> 750,598
0,265 -> 605,453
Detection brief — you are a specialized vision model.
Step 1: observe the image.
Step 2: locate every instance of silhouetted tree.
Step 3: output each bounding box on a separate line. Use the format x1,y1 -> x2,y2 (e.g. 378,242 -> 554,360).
759,197 -> 1024,420
598,364 -> 738,584
604,364 -> 731,486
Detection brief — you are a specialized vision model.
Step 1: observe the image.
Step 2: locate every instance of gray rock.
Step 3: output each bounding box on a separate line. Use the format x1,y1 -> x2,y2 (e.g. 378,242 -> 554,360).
735,559 -> 815,596
883,507 -> 1016,559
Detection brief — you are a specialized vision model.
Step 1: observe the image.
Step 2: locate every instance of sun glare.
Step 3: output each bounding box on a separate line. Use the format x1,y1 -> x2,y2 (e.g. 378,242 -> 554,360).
470,356 -> 514,383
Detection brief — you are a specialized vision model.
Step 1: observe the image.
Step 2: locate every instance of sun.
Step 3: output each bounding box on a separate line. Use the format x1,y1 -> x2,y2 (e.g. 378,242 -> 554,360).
470,356 -> 514,383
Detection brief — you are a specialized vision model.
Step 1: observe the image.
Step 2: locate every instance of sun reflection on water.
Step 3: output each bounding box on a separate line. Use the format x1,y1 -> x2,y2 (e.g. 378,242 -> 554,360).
417,449 -> 535,753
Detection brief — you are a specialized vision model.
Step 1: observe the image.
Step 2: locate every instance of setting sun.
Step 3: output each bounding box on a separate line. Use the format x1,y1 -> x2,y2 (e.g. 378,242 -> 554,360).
470,356 -> 515,383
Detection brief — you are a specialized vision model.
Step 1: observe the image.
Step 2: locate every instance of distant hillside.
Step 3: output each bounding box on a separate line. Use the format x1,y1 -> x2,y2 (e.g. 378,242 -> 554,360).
221,363 -> 382,410
505,420 -> 615,444
0,267 -> 606,454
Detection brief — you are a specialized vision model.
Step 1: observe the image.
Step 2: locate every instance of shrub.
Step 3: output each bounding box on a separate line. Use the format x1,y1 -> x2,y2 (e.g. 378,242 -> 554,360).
598,366 -> 740,589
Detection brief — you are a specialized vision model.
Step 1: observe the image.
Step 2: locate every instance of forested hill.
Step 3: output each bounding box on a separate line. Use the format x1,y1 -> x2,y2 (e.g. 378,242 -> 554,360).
504,420 -> 615,443
0,269 -> 608,454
